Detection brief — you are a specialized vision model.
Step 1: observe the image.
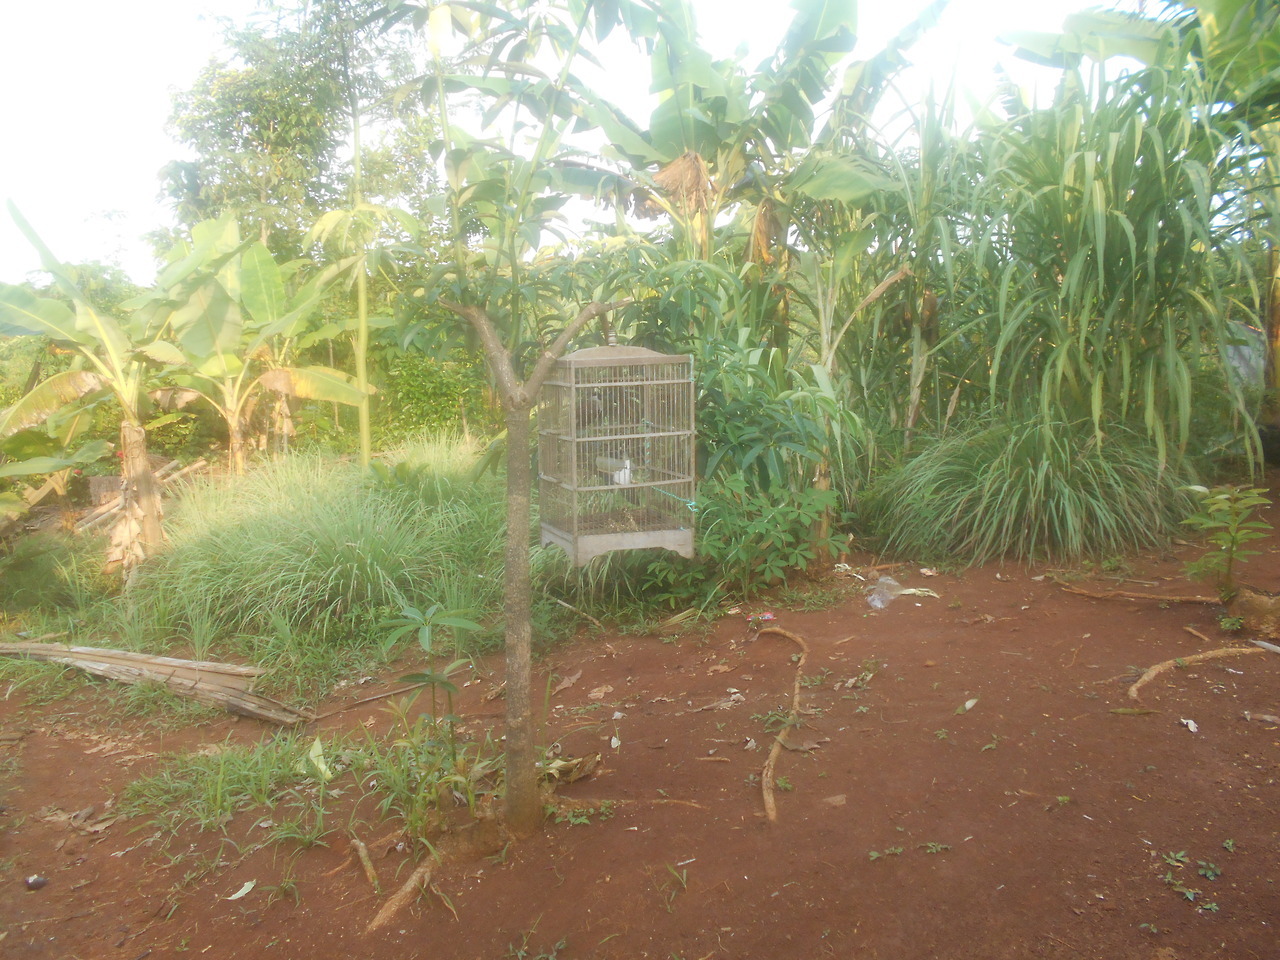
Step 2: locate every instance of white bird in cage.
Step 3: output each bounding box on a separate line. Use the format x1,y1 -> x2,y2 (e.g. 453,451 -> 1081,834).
595,456 -> 632,485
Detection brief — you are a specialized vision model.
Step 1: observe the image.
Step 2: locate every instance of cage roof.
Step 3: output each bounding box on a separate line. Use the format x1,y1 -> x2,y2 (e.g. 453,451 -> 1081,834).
558,345 -> 687,366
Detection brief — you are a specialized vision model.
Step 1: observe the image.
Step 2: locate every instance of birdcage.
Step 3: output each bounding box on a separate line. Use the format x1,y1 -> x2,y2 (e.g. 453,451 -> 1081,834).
538,345 -> 695,566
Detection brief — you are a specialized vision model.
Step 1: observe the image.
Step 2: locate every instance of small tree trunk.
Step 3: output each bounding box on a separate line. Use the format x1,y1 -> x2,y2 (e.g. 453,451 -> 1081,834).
501,407 -> 541,836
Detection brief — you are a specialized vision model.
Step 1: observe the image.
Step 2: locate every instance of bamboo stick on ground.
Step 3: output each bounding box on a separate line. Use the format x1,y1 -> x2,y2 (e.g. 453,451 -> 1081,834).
1063,585 -> 1217,604
756,626 -> 811,824
1128,647 -> 1264,700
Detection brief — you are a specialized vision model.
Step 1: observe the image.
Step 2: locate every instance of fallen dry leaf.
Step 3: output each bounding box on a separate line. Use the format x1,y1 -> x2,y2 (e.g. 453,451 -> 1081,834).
587,684 -> 614,701
779,730 -> 830,752
551,669 -> 582,696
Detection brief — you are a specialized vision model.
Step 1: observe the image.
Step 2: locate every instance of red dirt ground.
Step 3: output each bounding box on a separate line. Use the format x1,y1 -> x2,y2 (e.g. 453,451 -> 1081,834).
3,523 -> 1279,959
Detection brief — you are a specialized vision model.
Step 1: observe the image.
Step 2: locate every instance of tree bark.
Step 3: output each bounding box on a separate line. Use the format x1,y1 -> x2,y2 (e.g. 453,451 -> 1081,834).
113,419 -> 164,573
501,407 -> 540,836
439,297 -> 632,836
228,417 -> 247,475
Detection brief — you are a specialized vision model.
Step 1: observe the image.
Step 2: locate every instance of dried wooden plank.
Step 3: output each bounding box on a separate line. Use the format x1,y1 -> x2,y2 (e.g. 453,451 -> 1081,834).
0,643 -> 262,677
0,643 -> 309,725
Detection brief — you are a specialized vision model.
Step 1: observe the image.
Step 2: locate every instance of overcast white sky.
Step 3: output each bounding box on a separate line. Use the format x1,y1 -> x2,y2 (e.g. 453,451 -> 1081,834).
0,0 -> 1114,286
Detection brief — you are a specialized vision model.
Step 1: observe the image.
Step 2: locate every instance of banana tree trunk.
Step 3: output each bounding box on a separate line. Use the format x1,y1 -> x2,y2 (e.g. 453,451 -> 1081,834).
228,417 -> 248,475
110,420 -> 163,575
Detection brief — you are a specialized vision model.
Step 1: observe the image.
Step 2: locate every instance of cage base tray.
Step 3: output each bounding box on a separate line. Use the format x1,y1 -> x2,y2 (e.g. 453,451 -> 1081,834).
540,523 -> 694,567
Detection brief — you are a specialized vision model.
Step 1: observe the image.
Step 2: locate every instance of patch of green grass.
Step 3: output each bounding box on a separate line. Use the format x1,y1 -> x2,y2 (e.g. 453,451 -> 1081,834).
862,417 -> 1197,565
121,734 -> 319,834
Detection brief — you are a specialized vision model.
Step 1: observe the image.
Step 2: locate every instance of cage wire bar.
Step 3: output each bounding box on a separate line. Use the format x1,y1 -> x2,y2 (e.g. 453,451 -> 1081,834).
538,346 -> 695,566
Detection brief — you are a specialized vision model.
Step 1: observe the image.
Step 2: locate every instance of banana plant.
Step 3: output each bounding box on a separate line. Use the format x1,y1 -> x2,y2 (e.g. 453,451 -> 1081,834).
0,203 -> 179,570
132,215 -> 371,474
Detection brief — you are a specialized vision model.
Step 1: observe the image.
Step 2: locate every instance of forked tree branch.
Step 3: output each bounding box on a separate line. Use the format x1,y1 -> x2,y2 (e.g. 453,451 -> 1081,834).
527,298 -> 633,396
439,297 -> 633,409
438,299 -> 524,404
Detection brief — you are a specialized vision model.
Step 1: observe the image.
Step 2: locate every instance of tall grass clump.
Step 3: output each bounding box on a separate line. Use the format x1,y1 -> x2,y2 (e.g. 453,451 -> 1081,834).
0,531 -> 113,613
862,418 -> 1199,565
133,438 -> 507,649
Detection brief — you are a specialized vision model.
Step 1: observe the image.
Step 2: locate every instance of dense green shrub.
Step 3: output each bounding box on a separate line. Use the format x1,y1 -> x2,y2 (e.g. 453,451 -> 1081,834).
861,418 -> 1199,565
373,353 -> 494,448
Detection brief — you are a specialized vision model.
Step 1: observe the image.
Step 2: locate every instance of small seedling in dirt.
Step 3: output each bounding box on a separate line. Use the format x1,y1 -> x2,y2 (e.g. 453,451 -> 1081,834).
650,864 -> 688,913
743,772 -> 759,787
752,707 -> 798,733
920,842 -> 951,854
505,934 -> 567,960
266,875 -> 301,907
868,847 -> 905,861
980,735 -> 1001,752
934,729 -> 949,741
1055,796 -> 1071,807
775,776 -> 794,792
1181,484 -> 1273,601
1199,901 -> 1220,913
1138,923 -> 1161,935
1197,861 -> 1222,881
488,842 -> 511,865
1222,839 -> 1235,853
800,668 -> 832,689
546,803 -> 596,826
1159,859 -> 1204,903
1217,614 -> 1244,632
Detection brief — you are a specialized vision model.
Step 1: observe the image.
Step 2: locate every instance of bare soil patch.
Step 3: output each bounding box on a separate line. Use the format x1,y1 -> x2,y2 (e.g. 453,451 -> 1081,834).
3,523 -> 1279,959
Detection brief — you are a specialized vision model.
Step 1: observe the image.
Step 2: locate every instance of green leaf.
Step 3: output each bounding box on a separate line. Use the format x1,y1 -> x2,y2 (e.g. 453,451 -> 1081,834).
136,340 -> 187,366
789,153 -> 901,203
0,284 -> 80,342
239,242 -> 287,326
171,279 -> 243,358
0,439 -> 111,478
256,366 -> 374,405
0,370 -> 104,436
